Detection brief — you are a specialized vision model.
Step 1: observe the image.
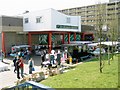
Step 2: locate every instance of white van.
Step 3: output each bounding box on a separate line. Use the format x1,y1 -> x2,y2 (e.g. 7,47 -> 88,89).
11,45 -> 30,53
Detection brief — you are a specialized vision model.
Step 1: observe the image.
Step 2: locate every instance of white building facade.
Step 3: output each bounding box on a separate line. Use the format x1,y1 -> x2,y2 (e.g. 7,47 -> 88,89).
23,8 -> 81,53
23,8 -> 81,32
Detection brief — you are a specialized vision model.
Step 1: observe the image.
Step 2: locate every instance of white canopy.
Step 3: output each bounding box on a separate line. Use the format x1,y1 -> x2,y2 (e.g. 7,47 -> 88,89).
100,41 -> 120,46
88,41 -> 120,47
87,43 -> 99,47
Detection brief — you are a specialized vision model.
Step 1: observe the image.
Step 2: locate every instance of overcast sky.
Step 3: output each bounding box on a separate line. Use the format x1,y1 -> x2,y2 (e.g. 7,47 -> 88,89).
0,0 -> 109,16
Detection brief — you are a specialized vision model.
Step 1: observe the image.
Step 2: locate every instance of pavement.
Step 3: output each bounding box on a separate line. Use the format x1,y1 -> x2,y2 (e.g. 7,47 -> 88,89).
0,55 -> 42,89
0,55 -> 85,89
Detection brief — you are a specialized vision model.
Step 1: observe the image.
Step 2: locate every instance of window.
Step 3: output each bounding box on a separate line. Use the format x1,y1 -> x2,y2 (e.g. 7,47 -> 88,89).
24,18 -> 29,23
66,17 -> 71,23
36,16 -> 42,23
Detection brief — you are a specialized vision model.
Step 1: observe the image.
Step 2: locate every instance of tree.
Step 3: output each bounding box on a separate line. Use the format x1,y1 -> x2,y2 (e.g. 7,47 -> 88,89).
107,2 -> 119,60
95,2 -> 106,73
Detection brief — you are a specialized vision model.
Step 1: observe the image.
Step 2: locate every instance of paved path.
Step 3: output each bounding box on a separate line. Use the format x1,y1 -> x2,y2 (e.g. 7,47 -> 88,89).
0,57 -> 42,89
0,55 -> 85,89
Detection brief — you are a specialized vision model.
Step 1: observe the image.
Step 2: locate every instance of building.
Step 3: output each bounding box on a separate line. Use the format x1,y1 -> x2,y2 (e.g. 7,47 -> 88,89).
59,1 -> 120,41
109,0 -> 120,2
23,8 -> 81,52
0,8 -> 94,55
0,16 -> 27,55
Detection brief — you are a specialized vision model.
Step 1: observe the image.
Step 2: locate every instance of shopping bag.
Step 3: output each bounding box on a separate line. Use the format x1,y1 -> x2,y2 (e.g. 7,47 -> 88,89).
32,67 -> 35,71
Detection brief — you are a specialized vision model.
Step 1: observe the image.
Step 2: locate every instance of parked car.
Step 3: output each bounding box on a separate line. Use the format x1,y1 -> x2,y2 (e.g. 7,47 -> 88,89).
91,48 -> 106,56
11,45 -> 30,53
115,43 -> 120,54
35,50 -> 45,56
10,45 -> 31,57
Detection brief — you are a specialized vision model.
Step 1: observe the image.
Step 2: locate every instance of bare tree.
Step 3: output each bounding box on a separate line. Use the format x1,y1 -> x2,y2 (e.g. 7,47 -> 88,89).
96,2 -> 106,73
96,1 -> 119,70
107,2 -> 119,61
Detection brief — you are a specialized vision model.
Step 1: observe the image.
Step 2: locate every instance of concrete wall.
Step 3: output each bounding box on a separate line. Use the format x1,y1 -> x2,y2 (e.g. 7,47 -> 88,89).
0,16 -> 23,32
0,17 -> 2,32
2,26 -> 23,32
81,25 -> 95,33
2,16 -> 23,26
1,16 -> 23,32
109,0 -> 120,2
0,33 -> 1,51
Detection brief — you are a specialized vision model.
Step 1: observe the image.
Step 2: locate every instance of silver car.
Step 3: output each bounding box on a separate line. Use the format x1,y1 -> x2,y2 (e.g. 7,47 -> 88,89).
91,48 -> 106,56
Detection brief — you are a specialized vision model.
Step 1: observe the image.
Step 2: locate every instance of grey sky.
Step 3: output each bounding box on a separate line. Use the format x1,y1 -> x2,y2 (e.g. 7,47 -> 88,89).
0,0 -> 109,16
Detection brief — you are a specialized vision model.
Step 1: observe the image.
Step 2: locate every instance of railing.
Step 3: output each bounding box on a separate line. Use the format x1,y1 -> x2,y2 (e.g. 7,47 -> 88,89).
4,81 -> 55,90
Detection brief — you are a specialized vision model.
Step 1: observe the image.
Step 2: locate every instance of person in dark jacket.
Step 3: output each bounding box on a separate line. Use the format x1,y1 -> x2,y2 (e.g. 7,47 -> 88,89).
13,56 -> 17,73
0,50 -> 4,62
16,59 -> 20,79
41,50 -> 46,66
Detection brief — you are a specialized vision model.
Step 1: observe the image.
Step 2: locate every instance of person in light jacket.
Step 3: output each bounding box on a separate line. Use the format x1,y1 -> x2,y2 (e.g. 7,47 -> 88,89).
28,58 -> 34,74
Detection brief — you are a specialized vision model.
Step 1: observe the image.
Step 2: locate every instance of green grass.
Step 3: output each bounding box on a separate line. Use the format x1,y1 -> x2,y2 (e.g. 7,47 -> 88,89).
40,54 -> 119,88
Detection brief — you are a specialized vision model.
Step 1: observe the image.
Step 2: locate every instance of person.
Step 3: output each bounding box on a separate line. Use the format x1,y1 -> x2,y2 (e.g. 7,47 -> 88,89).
19,57 -> 24,78
18,51 -> 22,57
50,50 -> 55,64
0,50 -> 4,62
26,49 -> 31,60
45,50 -> 49,61
13,55 -> 17,73
56,50 -> 61,65
28,58 -> 34,74
41,50 -> 46,62
16,59 -> 20,79
41,51 -> 50,68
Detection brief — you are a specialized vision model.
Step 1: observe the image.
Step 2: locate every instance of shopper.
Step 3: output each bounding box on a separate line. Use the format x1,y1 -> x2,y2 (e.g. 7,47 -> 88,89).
56,50 -> 61,65
0,50 -> 4,62
28,58 -> 34,74
13,55 -> 17,73
41,50 -> 46,62
50,50 -> 55,64
16,59 -> 20,79
19,57 -> 24,78
26,49 -> 31,60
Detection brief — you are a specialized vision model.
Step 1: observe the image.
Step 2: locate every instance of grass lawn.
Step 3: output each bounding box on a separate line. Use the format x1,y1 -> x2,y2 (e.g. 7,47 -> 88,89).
40,54 -> 119,88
